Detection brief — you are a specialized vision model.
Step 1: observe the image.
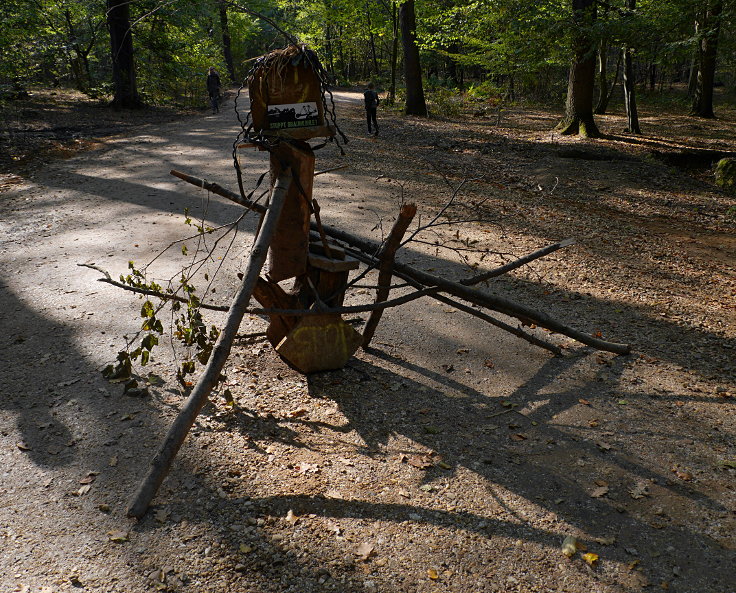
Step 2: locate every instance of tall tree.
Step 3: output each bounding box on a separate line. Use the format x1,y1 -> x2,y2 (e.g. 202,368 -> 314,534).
107,0 -> 141,108
557,0 -> 600,137
622,0 -> 641,132
691,0 -> 723,117
218,0 -> 236,83
399,0 -> 427,116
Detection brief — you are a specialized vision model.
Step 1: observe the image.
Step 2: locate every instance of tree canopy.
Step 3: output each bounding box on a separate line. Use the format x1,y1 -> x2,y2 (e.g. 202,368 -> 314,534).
1,0 -> 733,121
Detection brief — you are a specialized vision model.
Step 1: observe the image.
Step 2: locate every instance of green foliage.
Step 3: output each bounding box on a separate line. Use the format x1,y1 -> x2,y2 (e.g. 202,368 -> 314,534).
107,255 -> 223,389
427,86 -> 462,117
6,0 -> 736,109
715,158 -> 736,194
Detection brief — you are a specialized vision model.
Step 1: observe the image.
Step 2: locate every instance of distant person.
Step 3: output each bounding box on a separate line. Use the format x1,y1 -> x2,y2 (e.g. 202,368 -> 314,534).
206,66 -> 221,114
364,82 -> 380,136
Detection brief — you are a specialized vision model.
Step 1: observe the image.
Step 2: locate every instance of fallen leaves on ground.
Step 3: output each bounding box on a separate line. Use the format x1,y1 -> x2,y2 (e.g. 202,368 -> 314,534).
355,542 -> 375,561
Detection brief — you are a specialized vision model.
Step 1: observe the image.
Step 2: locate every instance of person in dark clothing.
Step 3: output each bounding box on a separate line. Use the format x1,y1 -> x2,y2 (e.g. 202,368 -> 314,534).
364,82 -> 379,135
206,66 -> 221,113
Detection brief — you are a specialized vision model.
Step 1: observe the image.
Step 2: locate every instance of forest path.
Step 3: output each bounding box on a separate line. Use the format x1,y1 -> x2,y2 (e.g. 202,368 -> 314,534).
0,90 -> 734,593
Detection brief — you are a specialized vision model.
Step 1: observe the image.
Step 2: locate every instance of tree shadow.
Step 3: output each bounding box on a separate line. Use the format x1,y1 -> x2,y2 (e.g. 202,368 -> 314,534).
127,343 -> 733,591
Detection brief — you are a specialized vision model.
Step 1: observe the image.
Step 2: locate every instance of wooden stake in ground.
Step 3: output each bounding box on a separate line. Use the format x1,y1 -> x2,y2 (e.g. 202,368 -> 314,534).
127,171 -> 292,519
362,202 -> 417,348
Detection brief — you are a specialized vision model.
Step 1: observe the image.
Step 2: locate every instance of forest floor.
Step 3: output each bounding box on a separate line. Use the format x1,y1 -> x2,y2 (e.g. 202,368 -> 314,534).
1,87 -> 735,593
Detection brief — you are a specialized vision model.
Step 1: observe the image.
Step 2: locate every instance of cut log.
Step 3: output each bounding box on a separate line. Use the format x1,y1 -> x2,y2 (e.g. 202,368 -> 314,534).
126,171 -> 292,519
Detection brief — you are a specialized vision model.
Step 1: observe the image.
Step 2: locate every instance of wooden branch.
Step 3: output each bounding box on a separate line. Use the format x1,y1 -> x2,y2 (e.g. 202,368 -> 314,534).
423,291 -> 563,356
459,238 -> 575,286
77,263 -> 230,311
315,164 -> 349,176
171,170 -> 632,355
348,247 -> 562,355
127,171 -> 292,519
80,263 -> 437,317
362,203 -> 417,348
327,229 -> 631,355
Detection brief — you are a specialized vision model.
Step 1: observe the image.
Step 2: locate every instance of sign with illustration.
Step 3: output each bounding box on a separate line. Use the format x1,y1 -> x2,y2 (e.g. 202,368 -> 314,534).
266,102 -> 319,129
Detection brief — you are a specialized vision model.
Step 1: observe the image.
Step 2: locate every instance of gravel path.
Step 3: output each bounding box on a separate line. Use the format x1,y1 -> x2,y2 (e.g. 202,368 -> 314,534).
1,90 -> 734,593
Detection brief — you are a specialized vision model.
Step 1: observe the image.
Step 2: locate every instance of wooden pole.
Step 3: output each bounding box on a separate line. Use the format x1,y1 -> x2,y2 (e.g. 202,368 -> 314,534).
126,171 -> 292,519
362,203 -> 417,348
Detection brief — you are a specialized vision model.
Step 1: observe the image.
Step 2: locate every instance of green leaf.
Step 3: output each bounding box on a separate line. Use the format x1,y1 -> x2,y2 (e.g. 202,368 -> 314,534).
141,334 -> 159,351
141,300 -> 155,318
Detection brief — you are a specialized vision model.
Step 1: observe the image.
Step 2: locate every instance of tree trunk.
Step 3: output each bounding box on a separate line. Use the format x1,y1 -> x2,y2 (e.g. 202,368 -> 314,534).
107,0 -> 141,108
325,24 -> 335,75
389,1 -> 399,104
620,0 -> 641,133
691,0 -> 723,118
366,1 -> 380,75
687,52 -> 698,96
557,0 -> 599,137
399,0 -> 427,116
594,40 -> 608,114
623,48 -> 641,133
218,0 -> 235,83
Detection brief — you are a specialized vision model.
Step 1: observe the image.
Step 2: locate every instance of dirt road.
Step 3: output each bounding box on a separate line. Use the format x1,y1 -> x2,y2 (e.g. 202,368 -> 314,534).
1,90 -> 734,593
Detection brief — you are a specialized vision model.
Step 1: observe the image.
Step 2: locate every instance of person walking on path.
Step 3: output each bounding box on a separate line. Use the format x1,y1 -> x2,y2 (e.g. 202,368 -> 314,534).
206,66 -> 221,114
364,82 -> 380,136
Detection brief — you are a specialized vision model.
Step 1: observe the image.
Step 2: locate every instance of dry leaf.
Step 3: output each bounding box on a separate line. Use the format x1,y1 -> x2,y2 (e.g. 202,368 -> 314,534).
596,441 -> 612,452
79,472 -> 98,484
286,407 -> 307,418
16,441 -> 32,451
76,485 -> 92,496
591,485 -> 609,498
285,509 -> 299,525
326,521 -> 342,536
561,535 -> 578,558
239,543 -> 253,554
296,462 -> 319,474
108,456 -> 118,467
355,542 -> 375,561
427,568 -> 439,580
579,398 -> 591,406
107,530 -> 129,543
437,461 -> 452,470
407,455 -> 433,469
582,552 -> 599,567
483,359 -> 495,369
629,480 -> 650,499
154,508 -> 170,523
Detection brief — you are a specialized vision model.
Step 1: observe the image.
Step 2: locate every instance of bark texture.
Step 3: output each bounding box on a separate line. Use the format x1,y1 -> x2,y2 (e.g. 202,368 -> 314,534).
107,0 -> 141,109
218,0 -> 236,83
557,0 -> 599,137
691,0 -> 723,118
399,0 -> 427,116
